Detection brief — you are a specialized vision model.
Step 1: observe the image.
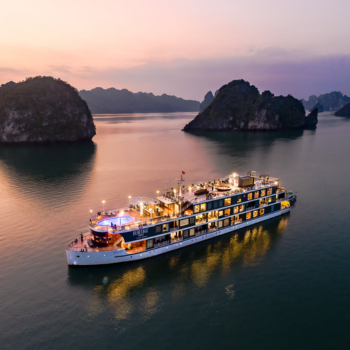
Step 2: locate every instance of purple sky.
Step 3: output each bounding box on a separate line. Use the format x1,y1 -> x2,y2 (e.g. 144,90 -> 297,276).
1,0 -> 350,101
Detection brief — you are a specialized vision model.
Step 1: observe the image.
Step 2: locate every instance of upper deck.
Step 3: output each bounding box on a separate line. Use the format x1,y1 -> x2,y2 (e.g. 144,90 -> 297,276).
88,172 -> 284,232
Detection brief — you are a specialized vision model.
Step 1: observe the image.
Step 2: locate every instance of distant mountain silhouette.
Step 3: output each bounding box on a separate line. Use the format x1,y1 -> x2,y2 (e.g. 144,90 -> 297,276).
79,88 -> 199,113
300,92 -> 350,112
200,91 -> 214,111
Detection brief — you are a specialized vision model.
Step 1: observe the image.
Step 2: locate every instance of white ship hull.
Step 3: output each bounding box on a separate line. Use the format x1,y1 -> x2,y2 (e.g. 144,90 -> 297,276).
67,208 -> 290,266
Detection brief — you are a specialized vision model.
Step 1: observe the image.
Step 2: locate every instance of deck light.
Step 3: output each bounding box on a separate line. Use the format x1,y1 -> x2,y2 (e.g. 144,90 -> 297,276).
90,210 -> 92,219
128,196 -> 132,199
156,190 -> 159,194
102,200 -> 105,212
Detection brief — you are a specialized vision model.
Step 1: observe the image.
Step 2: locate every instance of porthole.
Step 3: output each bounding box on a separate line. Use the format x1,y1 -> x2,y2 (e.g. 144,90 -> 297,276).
76,256 -> 80,258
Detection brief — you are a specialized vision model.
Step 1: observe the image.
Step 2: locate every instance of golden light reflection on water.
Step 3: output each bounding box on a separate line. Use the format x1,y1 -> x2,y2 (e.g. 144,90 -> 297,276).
76,216 -> 289,323
101,267 -> 146,321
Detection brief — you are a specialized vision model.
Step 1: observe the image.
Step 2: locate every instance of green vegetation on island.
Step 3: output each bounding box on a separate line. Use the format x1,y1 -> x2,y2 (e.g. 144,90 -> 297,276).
0,76 -> 96,143
183,80 -> 318,131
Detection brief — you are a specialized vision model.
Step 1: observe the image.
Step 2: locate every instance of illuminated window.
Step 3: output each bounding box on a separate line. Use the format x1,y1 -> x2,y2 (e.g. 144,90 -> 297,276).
268,197 -> 272,203
254,191 -> 259,199
163,224 -> 169,232
224,198 -> 231,206
248,193 -> 253,200
237,196 -> 242,203
260,208 -> 265,215
261,189 -> 266,197
239,205 -> 244,212
253,210 -> 258,218
146,239 -> 154,249
224,209 -> 230,216
219,210 -> 223,216
218,220 -> 223,228
180,219 -> 189,227
201,204 -> 206,212
234,206 -> 239,214
194,205 -> 200,213
267,188 -> 273,195
189,228 -> 195,236
224,219 -> 230,226
246,212 -> 252,220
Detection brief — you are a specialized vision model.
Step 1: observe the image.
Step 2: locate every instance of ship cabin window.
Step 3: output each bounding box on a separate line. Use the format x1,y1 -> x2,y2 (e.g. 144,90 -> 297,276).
194,205 -> 200,213
208,222 -> 217,231
180,218 -> 189,227
234,206 -> 239,214
253,210 -> 258,218
224,218 -> 230,227
171,231 -> 183,243
218,220 -> 223,228
239,205 -> 244,212
201,204 -> 206,212
219,210 -> 223,217
155,225 -> 162,233
254,191 -> 259,199
260,208 -> 265,215
207,202 -> 213,210
195,213 -> 207,225
189,216 -> 195,224
231,215 -> 240,224
281,201 -> 290,209
146,239 -> 154,249
224,208 -> 230,216
246,212 -> 252,220
208,210 -> 218,221
267,187 -> 273,195
224,198 -> 231,206
248,192 -> 253,200
163,223 -> 169,232
213,201 -> 219,209
219,199 -> 224,207
237,195 -> 242,203
261,189 -> 266,197
183,229 -> 189,238
189,228 -> 195,237
154,235 -> 169,246
268,196 -> 272,203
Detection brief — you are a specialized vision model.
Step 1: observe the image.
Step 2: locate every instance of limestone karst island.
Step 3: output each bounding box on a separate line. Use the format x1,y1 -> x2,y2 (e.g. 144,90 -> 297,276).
184,80 -> 318,131
0,76 -> 95,143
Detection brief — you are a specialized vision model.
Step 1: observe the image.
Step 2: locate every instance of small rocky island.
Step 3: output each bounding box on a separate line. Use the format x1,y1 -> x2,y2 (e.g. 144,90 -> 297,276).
0,76 -> 96,143
335,102 -> 350,117
183,80 -> 318,131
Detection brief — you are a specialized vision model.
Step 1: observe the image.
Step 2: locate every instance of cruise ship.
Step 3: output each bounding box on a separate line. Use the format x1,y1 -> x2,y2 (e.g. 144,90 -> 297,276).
66,171 -> 293,266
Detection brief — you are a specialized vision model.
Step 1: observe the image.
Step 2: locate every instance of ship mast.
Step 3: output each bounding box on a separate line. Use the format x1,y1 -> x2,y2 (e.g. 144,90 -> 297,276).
177,172 -> 185,216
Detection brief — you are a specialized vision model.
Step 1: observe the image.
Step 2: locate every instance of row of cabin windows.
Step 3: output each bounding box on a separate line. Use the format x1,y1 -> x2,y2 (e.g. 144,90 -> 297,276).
156,196 -> 275,233
194,187 -> 274,213
146,206 -> 278,248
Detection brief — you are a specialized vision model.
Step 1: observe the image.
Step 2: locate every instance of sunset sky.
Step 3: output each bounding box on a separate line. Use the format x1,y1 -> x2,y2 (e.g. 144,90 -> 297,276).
1,0 -> 350,100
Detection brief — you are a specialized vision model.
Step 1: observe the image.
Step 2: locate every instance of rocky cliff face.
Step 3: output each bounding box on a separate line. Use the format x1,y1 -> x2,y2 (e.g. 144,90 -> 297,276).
183,80 -> 318,131
335,102 -> 350,116
0,76 -> 96,143
200,91 -> 215,111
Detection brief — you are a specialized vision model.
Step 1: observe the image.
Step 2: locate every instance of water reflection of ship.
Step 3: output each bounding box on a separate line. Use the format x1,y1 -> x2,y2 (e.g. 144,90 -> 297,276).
0,142 -> 96,184
67,215 -> 289,320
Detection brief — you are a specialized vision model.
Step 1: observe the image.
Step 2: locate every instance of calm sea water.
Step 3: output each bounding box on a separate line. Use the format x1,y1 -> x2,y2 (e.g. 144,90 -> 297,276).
1,112 -> 350,349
